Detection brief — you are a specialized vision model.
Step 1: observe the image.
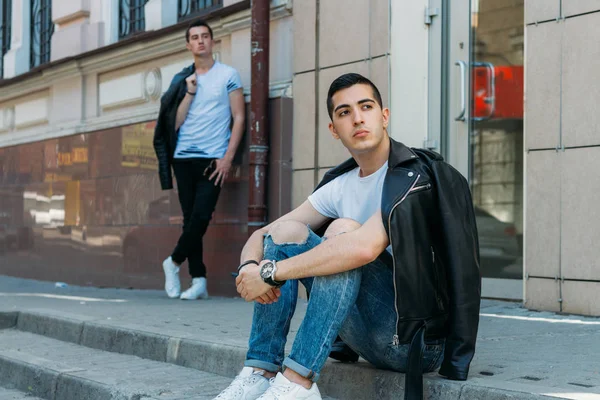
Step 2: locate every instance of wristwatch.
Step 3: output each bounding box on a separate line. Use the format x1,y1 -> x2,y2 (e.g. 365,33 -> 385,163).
260,260 -> 286,288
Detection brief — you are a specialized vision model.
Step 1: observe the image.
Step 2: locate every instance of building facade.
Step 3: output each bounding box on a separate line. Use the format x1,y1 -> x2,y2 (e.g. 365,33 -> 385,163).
0,0 -> 294,296
0,0 -> 598,316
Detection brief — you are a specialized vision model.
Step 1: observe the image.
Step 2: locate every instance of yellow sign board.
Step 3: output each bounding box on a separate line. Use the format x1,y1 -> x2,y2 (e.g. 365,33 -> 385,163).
121,123 -> 158,171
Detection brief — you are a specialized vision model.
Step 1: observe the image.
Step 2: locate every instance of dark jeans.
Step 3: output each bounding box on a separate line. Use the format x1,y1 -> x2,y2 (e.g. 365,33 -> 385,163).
171,158 -> 221,278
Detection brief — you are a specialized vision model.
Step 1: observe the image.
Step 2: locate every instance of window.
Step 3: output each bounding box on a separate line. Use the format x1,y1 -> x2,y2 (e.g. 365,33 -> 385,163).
119,0 -> 149,39
30,0 -> 54,69
0,0 -> 11,77
178,0 -> 223,22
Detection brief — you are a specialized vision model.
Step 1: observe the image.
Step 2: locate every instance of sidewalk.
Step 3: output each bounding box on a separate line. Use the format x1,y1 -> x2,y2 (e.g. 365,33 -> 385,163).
0,275 -> 599,399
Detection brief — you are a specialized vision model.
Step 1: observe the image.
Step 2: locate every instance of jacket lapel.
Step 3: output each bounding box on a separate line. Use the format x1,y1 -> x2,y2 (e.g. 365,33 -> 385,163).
388,138 -> 419,168
313,137 -> 418,192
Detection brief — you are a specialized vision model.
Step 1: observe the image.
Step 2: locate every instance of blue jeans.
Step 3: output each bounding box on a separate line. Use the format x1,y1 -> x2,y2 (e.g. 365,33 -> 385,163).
244,228 -> 444,382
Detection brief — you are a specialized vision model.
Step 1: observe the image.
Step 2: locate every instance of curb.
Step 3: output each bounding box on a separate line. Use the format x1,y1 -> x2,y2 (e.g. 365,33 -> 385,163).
0,351 -> 157,400
0,312 -> 17,330
2,311 -> 565,400
15,310 -> 247,379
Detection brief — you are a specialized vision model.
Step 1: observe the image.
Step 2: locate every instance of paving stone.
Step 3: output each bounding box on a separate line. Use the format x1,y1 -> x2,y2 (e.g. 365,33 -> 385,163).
1,276 -> 599,399
0,386 -> 44,400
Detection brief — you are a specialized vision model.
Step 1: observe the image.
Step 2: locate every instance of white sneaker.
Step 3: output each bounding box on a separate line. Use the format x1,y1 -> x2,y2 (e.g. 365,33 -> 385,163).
213,367 -> 270,400
163,257 -> 180,298
180,277 -> 209,300
257,373 -> 322,400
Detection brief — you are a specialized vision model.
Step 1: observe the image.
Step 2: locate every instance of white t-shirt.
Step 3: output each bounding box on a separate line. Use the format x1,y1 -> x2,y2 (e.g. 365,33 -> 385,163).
174,62 -> 243,159
308,161 -> 391,252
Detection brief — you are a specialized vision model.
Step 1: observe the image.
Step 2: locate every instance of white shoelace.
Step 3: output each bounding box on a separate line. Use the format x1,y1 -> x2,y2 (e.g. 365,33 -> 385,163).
258,381 -> 293,399
216,375 -> 262,399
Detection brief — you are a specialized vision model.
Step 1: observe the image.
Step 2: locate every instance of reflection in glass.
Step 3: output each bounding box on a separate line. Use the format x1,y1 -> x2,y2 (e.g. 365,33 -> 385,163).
471,0 -> 524,279
0,120 -> 249,296
178,0 -> 223,22
30,0 -> 54,68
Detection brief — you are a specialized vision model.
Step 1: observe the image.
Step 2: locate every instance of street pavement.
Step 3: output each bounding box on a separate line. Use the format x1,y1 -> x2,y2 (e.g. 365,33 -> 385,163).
0,275 -> 599,399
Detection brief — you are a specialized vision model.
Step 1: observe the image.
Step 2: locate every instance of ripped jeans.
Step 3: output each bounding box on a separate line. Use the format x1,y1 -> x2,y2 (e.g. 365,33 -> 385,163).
243,228 -> 444,382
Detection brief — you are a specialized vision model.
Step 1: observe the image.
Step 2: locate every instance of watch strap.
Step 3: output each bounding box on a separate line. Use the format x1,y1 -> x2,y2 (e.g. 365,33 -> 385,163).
263,275 -> 285,288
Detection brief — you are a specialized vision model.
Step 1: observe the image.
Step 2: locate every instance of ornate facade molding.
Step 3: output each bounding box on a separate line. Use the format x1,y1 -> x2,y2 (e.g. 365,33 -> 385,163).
0,0 -> 294,149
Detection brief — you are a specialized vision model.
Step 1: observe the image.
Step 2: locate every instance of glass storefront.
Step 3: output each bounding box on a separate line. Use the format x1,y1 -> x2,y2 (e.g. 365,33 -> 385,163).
429,0 -> 525,297
0,121 -> 249,294
470,0 -> 524,281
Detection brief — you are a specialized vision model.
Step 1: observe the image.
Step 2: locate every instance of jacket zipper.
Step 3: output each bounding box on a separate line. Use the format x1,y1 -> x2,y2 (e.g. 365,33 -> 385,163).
389,175 -> 422,346
410,182 -> 431,194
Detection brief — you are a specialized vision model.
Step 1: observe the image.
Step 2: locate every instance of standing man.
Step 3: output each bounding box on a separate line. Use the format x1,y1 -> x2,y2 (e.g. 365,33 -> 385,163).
212,73 -> 480,400
153,20 -> 245,300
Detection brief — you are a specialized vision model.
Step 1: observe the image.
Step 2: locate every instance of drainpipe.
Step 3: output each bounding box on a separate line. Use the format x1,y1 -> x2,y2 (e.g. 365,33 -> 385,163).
248,0 -> 270,235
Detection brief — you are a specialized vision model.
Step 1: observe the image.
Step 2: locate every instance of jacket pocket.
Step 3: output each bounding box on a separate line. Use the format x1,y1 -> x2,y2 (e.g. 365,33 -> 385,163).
408,182 -> 432,195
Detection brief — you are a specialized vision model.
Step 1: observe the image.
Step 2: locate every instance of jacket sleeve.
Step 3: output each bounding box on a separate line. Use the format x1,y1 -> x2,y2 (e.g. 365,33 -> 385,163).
153,98 -> 173,190
433,161 -> 481,381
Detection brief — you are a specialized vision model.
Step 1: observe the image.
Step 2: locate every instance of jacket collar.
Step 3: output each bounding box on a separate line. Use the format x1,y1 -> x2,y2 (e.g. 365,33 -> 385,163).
388,138 -> 418,168
173,64 -> 195,82
316,137 -> 418,191
334,138 -> 418,171
181,63 -> 195,77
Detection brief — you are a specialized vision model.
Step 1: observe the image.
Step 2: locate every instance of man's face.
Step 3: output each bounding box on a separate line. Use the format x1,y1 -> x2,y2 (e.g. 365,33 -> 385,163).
186,26 -> 213,57
328,84 -> 389,155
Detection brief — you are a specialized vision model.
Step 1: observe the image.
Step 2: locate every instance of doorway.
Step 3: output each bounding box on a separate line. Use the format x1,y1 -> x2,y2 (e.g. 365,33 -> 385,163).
429,0 -> 525,300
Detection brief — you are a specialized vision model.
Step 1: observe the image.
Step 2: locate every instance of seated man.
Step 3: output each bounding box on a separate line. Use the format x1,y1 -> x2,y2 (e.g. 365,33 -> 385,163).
214,73 -> 480,400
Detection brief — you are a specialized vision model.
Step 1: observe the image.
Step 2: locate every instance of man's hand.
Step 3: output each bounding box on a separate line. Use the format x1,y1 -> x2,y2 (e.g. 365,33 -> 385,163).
186,74 -> 197,94
209,157 -> 233,187
236,263 -> 281,303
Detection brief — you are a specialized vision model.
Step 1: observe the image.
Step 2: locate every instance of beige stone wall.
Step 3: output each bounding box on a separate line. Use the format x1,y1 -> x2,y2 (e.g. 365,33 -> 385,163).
51,0 -> 104,62
291,0 -> 390,208
525,1 -> 600,316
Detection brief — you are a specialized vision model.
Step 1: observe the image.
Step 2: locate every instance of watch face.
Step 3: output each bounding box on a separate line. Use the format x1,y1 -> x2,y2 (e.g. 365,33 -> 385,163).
261,262 -> 274,279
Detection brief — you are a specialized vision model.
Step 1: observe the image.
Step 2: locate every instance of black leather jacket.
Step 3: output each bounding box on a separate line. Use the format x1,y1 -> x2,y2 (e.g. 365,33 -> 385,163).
153,64 -> 195,190
315,138 -> 481,398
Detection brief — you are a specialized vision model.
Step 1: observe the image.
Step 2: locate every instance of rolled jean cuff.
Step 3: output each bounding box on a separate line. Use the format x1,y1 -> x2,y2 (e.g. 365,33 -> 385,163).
244,359 -> 280,373
282,356 -> 320,382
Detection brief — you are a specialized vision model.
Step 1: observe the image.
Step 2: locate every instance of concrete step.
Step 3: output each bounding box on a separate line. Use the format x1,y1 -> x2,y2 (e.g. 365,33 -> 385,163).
0,310 -> 571,400
0,324 -> 337,400
0,329 -> 238,400
0,386 -> 45,400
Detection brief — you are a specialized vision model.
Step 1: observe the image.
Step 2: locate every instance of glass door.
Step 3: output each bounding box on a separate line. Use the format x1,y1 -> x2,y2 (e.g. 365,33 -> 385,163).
432,0 -> 525,299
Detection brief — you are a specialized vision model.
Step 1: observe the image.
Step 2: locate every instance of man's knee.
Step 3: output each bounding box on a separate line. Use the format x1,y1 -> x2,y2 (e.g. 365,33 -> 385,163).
323,218 -> 361,239
268,220 -> 309,245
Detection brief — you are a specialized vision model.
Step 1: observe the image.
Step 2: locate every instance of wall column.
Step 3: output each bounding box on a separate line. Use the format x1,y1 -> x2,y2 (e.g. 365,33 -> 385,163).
3,0 -> 31,78
51,0 -> 104,62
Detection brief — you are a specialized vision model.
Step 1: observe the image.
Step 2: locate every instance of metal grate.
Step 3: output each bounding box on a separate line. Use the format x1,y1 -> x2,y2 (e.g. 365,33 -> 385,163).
0,0 -> 11,77
178,0 -> 223,22
119,0 -> 149,40
30,0 -> 54,69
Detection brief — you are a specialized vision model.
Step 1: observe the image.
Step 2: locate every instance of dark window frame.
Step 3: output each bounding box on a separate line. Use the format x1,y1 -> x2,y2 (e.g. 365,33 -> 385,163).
0,0 -> 12,77
178,0 -> 223,22
119,0 -> 149,40
30,0 -> 54,69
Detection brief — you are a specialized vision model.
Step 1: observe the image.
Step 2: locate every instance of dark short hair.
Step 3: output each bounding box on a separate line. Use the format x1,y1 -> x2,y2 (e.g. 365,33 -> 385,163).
186,20 -> 213,42
327,73 -> 383,119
